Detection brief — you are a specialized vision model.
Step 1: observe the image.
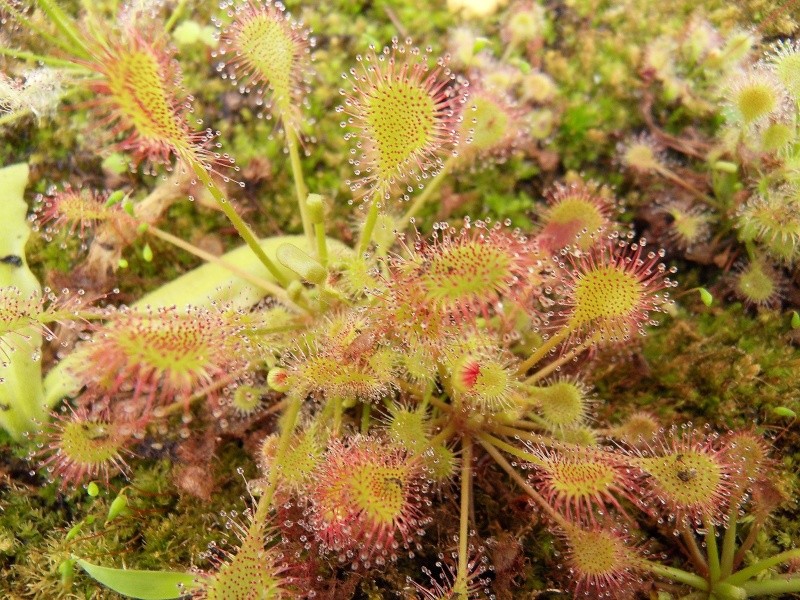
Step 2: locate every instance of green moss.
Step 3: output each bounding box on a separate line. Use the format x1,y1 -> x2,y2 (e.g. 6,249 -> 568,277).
595,303 -> 800,428
2,0 -> 800,598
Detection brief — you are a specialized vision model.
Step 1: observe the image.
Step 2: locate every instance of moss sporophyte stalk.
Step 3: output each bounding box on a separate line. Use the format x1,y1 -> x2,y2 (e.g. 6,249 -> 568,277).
1,0 -> 800,599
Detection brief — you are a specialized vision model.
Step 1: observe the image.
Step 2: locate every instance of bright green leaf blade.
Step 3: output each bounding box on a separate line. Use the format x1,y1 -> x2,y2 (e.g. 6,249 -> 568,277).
773,406 -> 797,419
0,162 -> 45,439
76,560 -> 200,600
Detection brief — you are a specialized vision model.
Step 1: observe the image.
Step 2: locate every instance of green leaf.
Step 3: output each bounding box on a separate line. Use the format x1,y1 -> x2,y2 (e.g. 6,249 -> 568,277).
698,287 -> 713,307
276,242 -> 326,284
473,37 -> 490,53
107,494 -> 128,522
59,559 -> 75,586
0,162 -> 45,439
712,160 -> 738,173
105,190 -> 125,206
76,560 -> 200,600
65,520 -> 84,542
791,311 -> 800,329
773,406 -> 797,419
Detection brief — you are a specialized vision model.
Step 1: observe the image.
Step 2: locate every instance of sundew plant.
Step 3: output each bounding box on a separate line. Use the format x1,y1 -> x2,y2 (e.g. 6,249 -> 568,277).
1,0 -> 800,599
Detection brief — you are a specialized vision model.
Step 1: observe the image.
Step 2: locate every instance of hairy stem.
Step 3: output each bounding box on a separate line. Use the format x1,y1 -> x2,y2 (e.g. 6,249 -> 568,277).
516,326 -> 572,376
332,397 -> 343,436
524,332 -> 600,384
285,129 -> 314,250
161,368 -> 264,417
733,513 -> 765,568
402,157 -> 454,222
500,40 -> 518,63
35,0 -> 90,58
478,435 -> 569,528
164,0 -> 188,31
705,518 -> 721,584
405,425 -> 456,474
454,436 -> 473,599
478,433 -> 545,466
681,525 -> 709,576
644,562 -> 710,591
485,423 -> 581,455
1,0 -> 83,58
188,157 -> 291,287
360,403 -> 371,434
253,393 -> 304,526
314,220 -> 329,268
357,191 -> 382,256
0,45 -> 87,69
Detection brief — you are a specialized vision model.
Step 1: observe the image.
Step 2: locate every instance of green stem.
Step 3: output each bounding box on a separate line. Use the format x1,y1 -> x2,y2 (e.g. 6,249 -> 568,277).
420,382 -> 434,411
453,436 -> 473,599
406,425 -> 455,468
705,518 -> 721,584
725,548 -> 800,587
285,130 -> 314,250
188,157 -> 291,287
360,403 -> 371,434
500,40 -> 518,63
741,576 -> 800,596
401,157 -> 454,222
0,45 -> 87,69
720,505 -> 739,578
147,226 -> 304,313
486,423 -> 581,455
35,0 -> 91,58
332,397 -> 343,436
643,562 -> 710,591
477,433 -> 544,465
516,411 -> 550,429
733,513 -> 765,568
426,394 -> 452,414
425,425 -> 455,454
502,418 -> 543,430
486,423 -> 600,454
478,435 -> 568,528
516,326 -> 572,376
0,0 -> 82,58
155,366 -> 258,419
681,524 -> 709,576
743,240 -> 759,263
357,191 -> 382,256
489,424 -> 565,448
253,393 -> 304,525
314,222 -> 328,268
164,0 -> 188,31
524,333 -> 599,384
